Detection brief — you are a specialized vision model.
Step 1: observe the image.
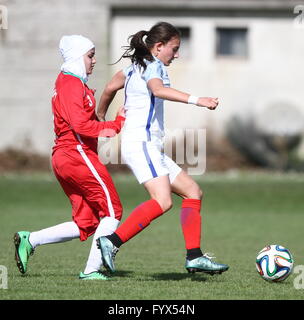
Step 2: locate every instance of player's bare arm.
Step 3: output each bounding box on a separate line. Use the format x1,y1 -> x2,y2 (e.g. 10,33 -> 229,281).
147,78 -> 219,110
97,70 -> 125,121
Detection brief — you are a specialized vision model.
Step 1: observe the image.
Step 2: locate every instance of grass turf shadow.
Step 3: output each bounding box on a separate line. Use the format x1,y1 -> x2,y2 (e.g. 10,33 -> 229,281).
151,272 -> 210,282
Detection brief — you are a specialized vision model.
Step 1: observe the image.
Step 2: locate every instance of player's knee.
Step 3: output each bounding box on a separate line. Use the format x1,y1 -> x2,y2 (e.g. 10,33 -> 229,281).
113,203 -> 123,221
155,197 -> 173,212
116,212 -> 123,222
198,188 -> 203,200
162,201 -> 173,212
186,184 -> 203,200
117,207 -> 123,221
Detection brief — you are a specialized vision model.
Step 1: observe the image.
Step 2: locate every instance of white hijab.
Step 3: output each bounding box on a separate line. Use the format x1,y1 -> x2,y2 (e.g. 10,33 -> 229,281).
59,35 -> 94,83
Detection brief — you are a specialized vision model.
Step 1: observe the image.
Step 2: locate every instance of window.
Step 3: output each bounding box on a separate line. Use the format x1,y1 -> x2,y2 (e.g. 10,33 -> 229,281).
0,5 -> 8,44
216,27 -> 248,58
177,26 -> 191,59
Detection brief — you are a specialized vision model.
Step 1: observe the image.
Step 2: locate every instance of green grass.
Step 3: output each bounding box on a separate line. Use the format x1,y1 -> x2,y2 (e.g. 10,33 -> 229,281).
0,171 -> 303,300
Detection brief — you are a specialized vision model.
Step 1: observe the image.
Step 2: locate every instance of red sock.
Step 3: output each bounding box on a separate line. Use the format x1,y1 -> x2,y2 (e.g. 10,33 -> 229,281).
180,199 -> 202,250
115,199 -> 163,243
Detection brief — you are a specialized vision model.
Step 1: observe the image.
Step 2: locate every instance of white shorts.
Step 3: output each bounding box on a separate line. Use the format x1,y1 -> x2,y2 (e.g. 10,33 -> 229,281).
121,140 -> 182,184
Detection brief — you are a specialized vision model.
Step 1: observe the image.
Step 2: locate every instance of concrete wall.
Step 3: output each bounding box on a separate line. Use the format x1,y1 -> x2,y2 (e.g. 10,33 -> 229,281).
109,12 -> 304,143
0,0 -> 109,154
1,0 -> 303,156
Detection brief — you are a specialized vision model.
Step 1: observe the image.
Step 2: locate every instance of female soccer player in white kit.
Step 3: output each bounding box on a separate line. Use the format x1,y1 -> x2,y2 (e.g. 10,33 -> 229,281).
97,22 -> 229,275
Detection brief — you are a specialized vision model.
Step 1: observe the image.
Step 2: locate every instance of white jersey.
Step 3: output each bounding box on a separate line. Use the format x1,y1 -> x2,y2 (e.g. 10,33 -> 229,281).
121,57 -> 170,142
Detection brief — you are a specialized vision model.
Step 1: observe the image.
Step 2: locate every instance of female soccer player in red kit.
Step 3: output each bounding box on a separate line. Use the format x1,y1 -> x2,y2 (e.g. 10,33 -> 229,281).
14,35 -> 125,280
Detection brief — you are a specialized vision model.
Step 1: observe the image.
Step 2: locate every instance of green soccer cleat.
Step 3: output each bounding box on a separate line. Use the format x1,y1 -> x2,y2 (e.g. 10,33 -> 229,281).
79,271 -> 110,280
96,236 -> 119,273
185,254 -> 229,275
13,231 -> 34,274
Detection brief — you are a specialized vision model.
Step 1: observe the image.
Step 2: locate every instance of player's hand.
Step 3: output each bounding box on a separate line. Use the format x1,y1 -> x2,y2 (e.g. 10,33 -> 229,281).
197,97 -> 219,110
116,106 -> 126,118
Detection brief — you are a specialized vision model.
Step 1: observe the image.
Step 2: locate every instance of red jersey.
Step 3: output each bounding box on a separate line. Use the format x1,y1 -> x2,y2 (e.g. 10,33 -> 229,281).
52,72 -> 124,153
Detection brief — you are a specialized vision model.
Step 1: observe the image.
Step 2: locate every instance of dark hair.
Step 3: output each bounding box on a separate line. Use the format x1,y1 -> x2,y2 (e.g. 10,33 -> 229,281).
115,22 -> 181,70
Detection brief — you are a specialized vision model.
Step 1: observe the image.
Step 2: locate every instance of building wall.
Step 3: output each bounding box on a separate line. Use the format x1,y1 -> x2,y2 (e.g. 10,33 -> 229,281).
109,12 -> 304,143
0,0 -> 303,155
0,0 -> 109,154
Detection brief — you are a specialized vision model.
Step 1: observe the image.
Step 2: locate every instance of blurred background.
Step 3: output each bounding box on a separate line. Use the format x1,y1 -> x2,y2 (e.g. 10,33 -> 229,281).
1,0 -> 304,173
1,1 -> 304,300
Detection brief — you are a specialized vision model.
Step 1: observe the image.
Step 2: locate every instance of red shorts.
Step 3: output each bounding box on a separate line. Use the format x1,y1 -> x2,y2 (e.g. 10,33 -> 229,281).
52,145 -> 123,241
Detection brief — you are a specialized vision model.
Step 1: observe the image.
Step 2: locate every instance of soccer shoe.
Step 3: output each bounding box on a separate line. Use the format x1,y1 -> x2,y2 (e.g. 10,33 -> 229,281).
79,271 -> 110,280
13,231 -> 34,274
185,254 -> 229,275
96,236 -> 119,273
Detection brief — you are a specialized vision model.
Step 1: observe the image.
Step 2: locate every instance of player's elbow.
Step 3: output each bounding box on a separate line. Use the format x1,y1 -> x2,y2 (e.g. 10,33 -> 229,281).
151,87 -> 165,99
104,83 -> 114,95
72,121 -> 91,137
104,81 -> 122,96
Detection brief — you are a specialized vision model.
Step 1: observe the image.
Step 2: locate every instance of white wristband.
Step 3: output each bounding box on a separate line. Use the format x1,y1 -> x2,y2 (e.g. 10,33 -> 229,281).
188,95 -> 199,105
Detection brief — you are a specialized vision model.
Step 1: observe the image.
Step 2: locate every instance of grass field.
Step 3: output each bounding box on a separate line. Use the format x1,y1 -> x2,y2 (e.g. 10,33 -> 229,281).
0,171 -> 303,300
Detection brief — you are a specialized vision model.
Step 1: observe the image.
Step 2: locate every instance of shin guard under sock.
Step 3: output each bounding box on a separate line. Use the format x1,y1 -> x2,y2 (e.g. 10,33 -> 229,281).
113,199 -> 163,244
180,199 -> 202,251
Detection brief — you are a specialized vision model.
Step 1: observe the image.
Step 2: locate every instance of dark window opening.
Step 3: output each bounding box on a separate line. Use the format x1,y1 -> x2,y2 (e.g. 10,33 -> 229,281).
216,27 -> 248,58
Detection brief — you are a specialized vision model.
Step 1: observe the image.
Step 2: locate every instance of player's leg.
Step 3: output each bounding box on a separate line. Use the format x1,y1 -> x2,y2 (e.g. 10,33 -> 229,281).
13,183 -> 86,275
97,141 -> 177,272
82,217 -> 119,276
105,142 -> 172,233
72,148 -> 123,278
97,175 -> 171,272
112,175 -> 171,242
171,169 -> 203,257
13,187 -> 84,275
29,221 -> 80,247
13,168 -> 82,275
14,221 -> 80,275
171,169 -> 229,274
66,195 -> 114,280
14,149 -> 98,276
116,140 -> 173,241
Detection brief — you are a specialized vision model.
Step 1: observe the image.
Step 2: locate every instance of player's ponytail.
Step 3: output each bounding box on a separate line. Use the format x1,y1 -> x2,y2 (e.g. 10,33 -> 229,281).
114,22 -> 181,70
125,30 -> 152,70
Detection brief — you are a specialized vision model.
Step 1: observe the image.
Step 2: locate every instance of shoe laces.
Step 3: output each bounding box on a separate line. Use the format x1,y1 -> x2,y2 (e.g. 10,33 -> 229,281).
28,246 -> 35,256
203,252 -> 216,260
112,247 -> 119,260
27,238 -> 35,255
97,270 -> 109,278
